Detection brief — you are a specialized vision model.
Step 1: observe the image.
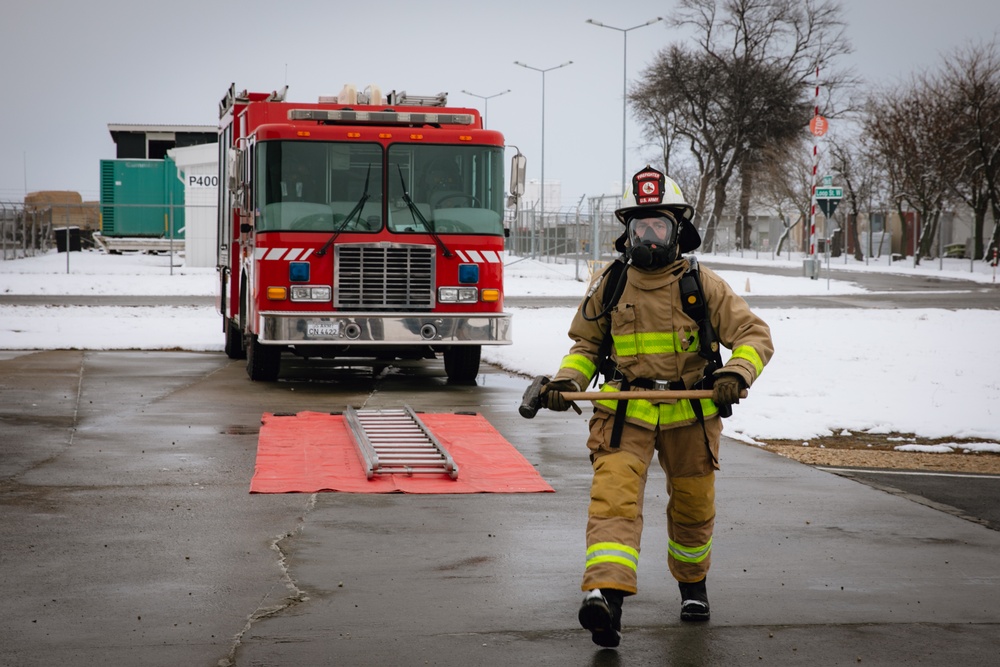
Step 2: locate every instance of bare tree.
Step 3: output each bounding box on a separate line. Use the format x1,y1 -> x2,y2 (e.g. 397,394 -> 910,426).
631,0 -> 853,249
630,88 -> 684,176
939,40 -> 1000,260
865,79 -> 959,264
828,134 -> 879,261
755,140 -> 814,255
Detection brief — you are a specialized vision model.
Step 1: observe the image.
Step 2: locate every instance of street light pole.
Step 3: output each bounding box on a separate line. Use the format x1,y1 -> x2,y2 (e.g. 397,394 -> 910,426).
514,60 -> 573,256
460,89 -> 511,129
587,17 -> 663,194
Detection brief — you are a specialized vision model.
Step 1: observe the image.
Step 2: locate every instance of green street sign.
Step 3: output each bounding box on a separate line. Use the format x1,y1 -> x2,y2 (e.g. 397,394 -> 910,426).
815,187 -> 843,199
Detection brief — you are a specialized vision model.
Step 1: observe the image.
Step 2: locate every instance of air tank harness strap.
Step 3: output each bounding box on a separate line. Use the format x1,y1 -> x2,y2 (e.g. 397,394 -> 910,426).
609,377 -> 630,449
688,393 -> 718,467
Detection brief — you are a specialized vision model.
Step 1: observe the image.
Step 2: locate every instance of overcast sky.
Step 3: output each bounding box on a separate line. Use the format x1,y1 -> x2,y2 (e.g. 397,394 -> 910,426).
2,0 -> 998,206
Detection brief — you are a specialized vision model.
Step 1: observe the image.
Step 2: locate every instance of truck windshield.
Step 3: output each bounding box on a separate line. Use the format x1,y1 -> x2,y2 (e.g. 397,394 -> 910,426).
254,141 -> 505,236
388,144 -> 505,235
255,141 -> 383,232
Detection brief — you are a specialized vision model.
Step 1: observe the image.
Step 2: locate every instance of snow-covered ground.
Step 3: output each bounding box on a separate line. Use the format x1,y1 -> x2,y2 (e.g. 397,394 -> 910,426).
2,250 -> 998,454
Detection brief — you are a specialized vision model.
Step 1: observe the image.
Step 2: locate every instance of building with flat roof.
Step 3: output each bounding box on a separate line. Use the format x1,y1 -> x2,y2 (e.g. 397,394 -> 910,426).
107,124 -> 216,160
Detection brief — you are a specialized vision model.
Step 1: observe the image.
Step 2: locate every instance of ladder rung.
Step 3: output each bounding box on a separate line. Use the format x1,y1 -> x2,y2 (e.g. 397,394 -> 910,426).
344,405 -> 458,480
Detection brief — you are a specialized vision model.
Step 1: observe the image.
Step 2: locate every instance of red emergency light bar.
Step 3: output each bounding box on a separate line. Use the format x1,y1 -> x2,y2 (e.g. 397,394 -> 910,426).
287,108 -> 475,126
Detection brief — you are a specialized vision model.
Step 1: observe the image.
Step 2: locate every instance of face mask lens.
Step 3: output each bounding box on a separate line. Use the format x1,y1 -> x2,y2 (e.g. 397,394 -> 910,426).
628,215 -> 674,246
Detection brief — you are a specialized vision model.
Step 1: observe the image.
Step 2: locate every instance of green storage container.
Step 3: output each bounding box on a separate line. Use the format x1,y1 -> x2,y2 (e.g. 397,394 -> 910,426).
100,158 -> 186,238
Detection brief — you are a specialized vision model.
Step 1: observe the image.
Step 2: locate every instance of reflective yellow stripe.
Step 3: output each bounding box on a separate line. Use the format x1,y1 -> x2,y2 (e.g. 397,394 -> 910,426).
559,353 -> 597,379
612,331 -> 693,356
595,386 -> 718,427
668,537 -> 712,563
732,345 -> 764,375
586,542 -> 639,572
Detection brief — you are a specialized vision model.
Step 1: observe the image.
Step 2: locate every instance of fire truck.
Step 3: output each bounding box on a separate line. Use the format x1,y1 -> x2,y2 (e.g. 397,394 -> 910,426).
216,83 -> 524,382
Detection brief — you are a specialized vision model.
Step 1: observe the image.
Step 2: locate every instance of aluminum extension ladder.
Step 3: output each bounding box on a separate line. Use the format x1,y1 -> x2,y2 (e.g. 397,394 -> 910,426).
344,405 -> 459,480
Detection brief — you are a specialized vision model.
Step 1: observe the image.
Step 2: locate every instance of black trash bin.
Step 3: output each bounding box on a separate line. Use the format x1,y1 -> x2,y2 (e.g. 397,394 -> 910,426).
55,226 -> 81,252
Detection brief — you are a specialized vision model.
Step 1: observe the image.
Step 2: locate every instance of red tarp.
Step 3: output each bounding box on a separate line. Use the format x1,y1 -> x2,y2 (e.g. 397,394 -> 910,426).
250,411 -> 554,494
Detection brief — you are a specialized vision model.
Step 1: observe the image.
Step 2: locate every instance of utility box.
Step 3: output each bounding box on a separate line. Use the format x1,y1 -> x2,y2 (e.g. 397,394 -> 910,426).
803,258 -> 820,279
99,158 -> 186,238
168,143 -> 218,267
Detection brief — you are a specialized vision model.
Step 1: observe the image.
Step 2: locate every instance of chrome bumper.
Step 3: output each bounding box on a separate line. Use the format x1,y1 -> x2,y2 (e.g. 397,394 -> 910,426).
259,311 -> 512,345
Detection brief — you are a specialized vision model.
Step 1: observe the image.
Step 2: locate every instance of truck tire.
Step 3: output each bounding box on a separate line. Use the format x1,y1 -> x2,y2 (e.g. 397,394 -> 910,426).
443,345 -> 481,383
224,318 -> 246,360
246,334 -> 282,382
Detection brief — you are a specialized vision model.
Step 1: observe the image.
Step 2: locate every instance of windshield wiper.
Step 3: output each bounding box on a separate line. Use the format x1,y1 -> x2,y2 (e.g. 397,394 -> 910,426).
395,165 -> 453,259
315,164 -> 372,257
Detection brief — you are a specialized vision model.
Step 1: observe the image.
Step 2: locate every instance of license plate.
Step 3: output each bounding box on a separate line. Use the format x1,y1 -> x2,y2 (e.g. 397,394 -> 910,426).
307,323 -> 339,337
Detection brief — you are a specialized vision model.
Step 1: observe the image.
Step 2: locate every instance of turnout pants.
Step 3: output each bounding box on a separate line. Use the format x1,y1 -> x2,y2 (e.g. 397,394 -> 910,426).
582,411 -> 722,595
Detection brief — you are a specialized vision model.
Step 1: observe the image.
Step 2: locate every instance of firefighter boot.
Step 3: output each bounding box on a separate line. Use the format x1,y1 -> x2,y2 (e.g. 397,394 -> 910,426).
578,588 -> 624,647
679,578 -> 710,622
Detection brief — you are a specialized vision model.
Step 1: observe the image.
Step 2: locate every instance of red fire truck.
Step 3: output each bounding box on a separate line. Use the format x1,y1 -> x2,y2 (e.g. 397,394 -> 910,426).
216,83 -> 524,382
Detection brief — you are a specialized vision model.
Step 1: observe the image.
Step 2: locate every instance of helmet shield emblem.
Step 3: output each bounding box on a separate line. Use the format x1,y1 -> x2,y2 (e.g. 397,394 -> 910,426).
633,168 -> 666,206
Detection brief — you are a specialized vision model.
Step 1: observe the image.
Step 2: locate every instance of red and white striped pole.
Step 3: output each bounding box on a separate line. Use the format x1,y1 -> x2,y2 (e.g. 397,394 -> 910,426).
808,65 -> 820,260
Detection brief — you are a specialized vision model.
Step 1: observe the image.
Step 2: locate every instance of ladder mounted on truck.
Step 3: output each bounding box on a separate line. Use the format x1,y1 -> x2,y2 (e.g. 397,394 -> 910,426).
345,406 -> 459,480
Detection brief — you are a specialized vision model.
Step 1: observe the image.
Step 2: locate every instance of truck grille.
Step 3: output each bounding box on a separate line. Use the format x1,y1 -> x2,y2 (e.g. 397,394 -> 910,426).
334,244 -> 435,310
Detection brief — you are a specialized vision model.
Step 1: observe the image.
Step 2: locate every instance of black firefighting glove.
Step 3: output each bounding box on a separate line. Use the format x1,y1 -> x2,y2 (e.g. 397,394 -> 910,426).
541,379 -> 583,414
712,373 -> 744,406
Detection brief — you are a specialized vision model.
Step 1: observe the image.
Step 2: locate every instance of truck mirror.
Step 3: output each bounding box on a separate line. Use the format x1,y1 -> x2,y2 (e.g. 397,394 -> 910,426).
509,152 -> 526,198
227,149 -> 240,193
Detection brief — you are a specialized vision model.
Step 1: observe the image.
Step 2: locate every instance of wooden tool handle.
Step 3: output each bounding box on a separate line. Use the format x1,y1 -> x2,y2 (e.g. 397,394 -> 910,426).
560,389 -> 747,401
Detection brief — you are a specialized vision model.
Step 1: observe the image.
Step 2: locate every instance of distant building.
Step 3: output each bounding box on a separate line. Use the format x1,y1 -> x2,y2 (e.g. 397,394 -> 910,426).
107,124 -> 216,160
24,191 -> 99,231
98,124 -> 218,254
524,179 -> 562,213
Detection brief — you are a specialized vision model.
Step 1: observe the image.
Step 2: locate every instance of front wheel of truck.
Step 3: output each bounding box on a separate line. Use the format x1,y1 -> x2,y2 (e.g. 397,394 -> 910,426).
443,346 -> 481,384
246,334 -> 282,382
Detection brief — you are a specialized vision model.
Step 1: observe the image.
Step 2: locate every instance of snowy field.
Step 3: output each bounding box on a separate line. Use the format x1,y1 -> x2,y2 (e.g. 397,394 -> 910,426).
1,250 -> 998,454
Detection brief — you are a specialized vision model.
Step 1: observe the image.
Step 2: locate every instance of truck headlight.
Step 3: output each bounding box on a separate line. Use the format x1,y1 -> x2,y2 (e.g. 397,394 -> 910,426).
290,285 -> 332,302
438,286 -> 478,303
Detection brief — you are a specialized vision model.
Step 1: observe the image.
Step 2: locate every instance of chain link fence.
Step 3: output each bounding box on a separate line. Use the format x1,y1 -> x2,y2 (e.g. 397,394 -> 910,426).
503,196 -> 772,279
0,201 -> 203,260
1,201 -> 57,260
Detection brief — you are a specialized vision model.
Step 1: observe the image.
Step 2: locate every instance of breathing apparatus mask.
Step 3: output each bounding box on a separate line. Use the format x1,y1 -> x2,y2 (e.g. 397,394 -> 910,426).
626,212 -> 679,269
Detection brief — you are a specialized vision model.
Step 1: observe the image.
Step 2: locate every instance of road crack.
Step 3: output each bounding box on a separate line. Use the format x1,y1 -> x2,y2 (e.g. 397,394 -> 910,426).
219,494 -> 317,667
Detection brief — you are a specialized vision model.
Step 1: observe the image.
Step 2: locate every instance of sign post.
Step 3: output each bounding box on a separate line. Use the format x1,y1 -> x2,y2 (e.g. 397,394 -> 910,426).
805,70 -> 826,279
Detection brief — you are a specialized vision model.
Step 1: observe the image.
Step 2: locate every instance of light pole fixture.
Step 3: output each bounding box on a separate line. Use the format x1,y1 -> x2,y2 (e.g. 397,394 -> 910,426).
460,89 -> 511,129
586,17 -> 663,194
514,59 -> 573,254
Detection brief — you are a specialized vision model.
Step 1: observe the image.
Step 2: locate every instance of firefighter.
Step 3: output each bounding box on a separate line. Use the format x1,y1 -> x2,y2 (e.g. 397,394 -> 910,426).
423,157 -> 466,209
281,163 -> 319,202
540,166 -> 774,648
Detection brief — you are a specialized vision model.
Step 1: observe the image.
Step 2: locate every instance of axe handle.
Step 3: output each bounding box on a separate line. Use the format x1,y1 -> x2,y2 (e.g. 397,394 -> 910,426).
559,389 -> 748,401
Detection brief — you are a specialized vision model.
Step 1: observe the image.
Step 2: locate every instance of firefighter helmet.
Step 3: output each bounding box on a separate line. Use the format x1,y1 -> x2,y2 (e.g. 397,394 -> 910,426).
614,166 -> 701,253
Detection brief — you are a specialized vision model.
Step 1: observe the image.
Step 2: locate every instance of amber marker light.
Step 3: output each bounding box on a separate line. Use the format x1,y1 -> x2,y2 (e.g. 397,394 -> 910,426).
480,289 -> 500,302
267,287 -> 288,300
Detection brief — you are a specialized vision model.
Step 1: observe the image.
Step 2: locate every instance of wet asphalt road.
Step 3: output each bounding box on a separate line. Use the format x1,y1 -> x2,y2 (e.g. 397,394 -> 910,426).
2,347 -> 999,666
2,265 -> 999,665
